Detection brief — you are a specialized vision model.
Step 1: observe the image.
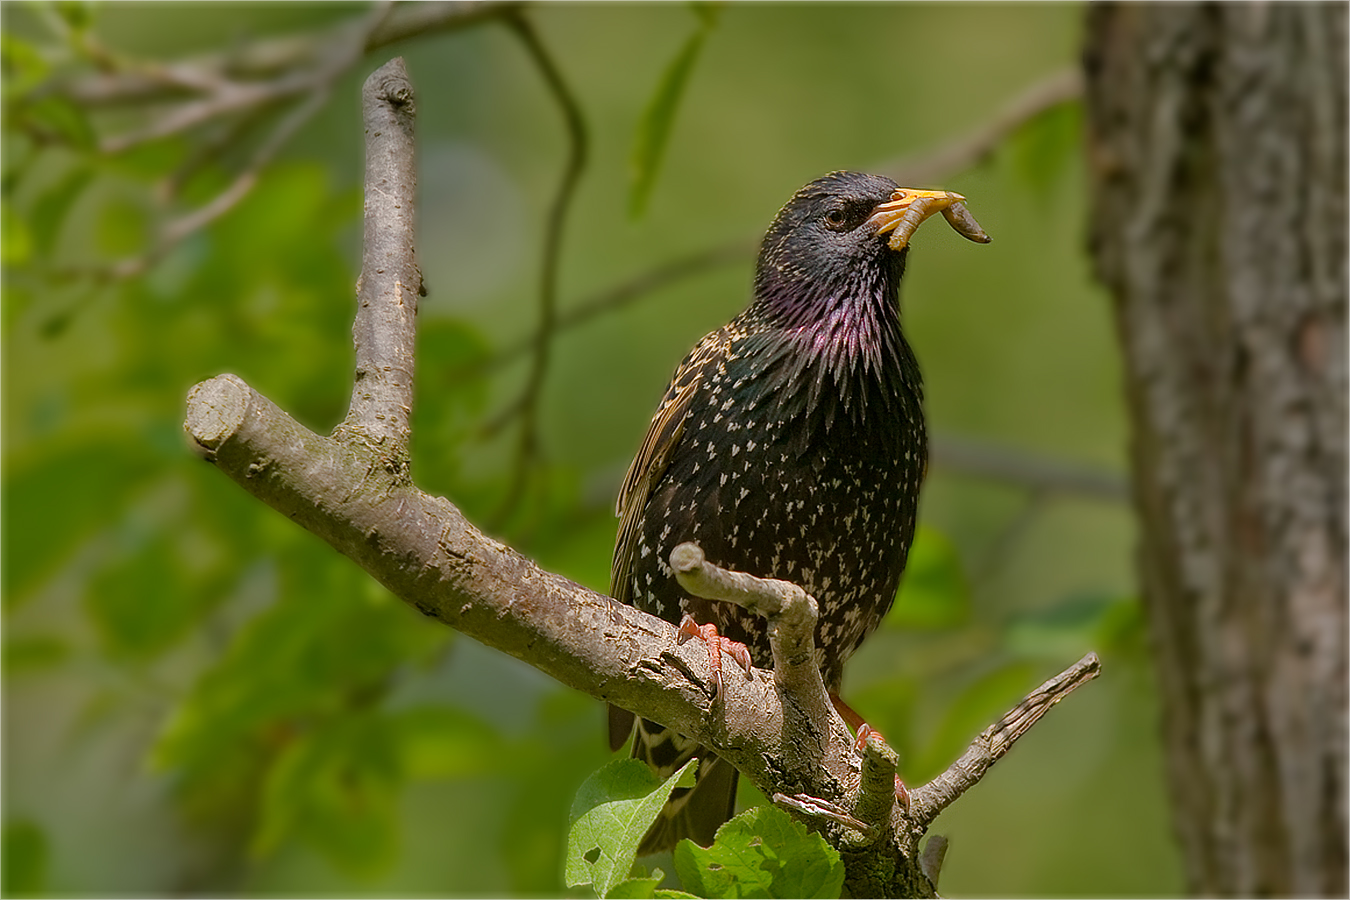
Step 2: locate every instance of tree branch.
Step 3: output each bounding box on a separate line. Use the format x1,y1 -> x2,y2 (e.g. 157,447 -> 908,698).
930,434 -> 1128,503
337,57 -> 422,457
183,57 -> 1101,898
908,651 -> 1102,828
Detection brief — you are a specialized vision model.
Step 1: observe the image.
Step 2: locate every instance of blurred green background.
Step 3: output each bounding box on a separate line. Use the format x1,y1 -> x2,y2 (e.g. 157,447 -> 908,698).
2,3 -> 1183,896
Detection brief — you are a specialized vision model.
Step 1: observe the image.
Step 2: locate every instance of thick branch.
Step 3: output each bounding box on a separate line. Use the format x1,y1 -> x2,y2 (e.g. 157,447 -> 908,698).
183,373 -> 851,813
339,57 -> 422,455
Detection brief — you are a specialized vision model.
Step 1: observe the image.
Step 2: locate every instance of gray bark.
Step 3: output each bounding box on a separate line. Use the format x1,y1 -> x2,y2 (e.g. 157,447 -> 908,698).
1084,4 -> 1348,895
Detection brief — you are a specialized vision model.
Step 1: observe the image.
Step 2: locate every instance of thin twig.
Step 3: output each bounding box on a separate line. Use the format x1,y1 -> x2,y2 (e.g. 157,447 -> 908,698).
466,239 -> 754,378
56,2 -> 523,107
108,87 -> 333,282
337,56 -> 421,456
931,434 -> 1128,503
669,542 -> 833,754
773,792 -> 873,837
908,652 -> 1102,828
854,732 -> 901,839
64,3 -> 402,285
490,11 -> 589,529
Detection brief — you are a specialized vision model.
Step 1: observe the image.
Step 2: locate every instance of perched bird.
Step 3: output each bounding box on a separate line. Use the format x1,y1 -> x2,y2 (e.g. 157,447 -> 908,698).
609,171 -> 988,854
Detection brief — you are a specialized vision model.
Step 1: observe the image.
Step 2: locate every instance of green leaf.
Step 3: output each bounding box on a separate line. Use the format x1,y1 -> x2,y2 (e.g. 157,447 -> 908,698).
608,874 -> 664,898
391,704 -> 503,780
1,197 -> 32,266
566,757 -> 697,897
2,441 -> 159,604
17,96 -> 97,151
96,193 -> 151,257
2,819 -> 48,896
673,805 -> 845,899
54,1 -> 96,33
153,539 -> 446,778
628,8 -> 720,218
1004,593 -> 1121,661
30,165 -> 93,257
888,526 -> 969,630
1095,595 -> 1146,659
1,34 -> 51,99
253,712 -> 402,878
85,532 -> 203,661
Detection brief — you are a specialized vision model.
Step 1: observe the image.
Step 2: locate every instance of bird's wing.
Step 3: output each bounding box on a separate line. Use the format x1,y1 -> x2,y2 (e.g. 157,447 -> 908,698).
611,329 -> 730,603
609,326 -> 732,752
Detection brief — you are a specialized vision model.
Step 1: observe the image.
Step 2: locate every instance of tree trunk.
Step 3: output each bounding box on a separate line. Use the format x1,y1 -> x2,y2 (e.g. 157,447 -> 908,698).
1084,3 -> 1347,896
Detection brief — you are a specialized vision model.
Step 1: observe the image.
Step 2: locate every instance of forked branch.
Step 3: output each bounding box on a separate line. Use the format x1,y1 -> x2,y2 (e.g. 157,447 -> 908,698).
183,57 -> 1099,899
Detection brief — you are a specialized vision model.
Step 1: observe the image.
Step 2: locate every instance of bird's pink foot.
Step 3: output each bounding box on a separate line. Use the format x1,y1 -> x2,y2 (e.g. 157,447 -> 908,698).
677,614 -> 753,693
833,697 -> 910,813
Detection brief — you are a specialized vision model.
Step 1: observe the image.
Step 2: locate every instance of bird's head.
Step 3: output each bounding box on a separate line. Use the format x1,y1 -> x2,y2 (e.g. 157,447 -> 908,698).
752,171 -> 985,317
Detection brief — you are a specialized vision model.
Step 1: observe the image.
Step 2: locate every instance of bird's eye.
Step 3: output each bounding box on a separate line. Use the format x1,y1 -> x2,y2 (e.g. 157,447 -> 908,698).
823,207 -> 849,230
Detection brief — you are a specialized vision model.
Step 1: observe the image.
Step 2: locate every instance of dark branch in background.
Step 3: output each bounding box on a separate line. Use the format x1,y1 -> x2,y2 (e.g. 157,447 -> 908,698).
466,240 -> 756,378
486,10 -> 590,530
184,59 -> 1101,896
929,434 -> 1127,503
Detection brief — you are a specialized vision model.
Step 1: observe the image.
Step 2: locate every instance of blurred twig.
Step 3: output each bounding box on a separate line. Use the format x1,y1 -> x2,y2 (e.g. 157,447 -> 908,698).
53,2 -> 522,108
466,239 -> 755,378
488,11 -> 589,530
876,67 -> 1082,186
930,434 -> 1127,503
40,1 -> 515,283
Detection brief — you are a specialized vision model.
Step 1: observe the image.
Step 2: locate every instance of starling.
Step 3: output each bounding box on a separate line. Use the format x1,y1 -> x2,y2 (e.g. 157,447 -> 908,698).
609,171 -> 988,854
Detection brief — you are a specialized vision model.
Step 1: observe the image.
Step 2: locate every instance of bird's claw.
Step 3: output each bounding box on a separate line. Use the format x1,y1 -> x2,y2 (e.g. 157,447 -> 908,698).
851,723 -> 910,814
852,722 -> 879,754
677,614 -> 753,695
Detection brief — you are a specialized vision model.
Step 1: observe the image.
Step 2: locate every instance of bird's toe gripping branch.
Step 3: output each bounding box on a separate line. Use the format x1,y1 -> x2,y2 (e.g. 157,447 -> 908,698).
676,613 -> 753,697
667,542 -> 823,700
668,542 -> 902,838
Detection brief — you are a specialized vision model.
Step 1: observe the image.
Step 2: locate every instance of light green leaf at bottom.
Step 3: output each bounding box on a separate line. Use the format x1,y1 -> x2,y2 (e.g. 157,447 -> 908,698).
567,757 -> 697,897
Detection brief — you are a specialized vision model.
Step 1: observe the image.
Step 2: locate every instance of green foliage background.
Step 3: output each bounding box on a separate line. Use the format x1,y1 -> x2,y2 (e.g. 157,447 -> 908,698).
3,3 -> 1182,896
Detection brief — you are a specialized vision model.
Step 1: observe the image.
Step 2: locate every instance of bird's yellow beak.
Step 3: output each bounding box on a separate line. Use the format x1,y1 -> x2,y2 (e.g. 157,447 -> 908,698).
867,187 -> 991,251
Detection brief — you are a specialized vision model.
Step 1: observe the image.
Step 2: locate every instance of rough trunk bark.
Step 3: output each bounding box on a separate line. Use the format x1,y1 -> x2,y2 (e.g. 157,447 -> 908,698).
1084,4 -> 1347,896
